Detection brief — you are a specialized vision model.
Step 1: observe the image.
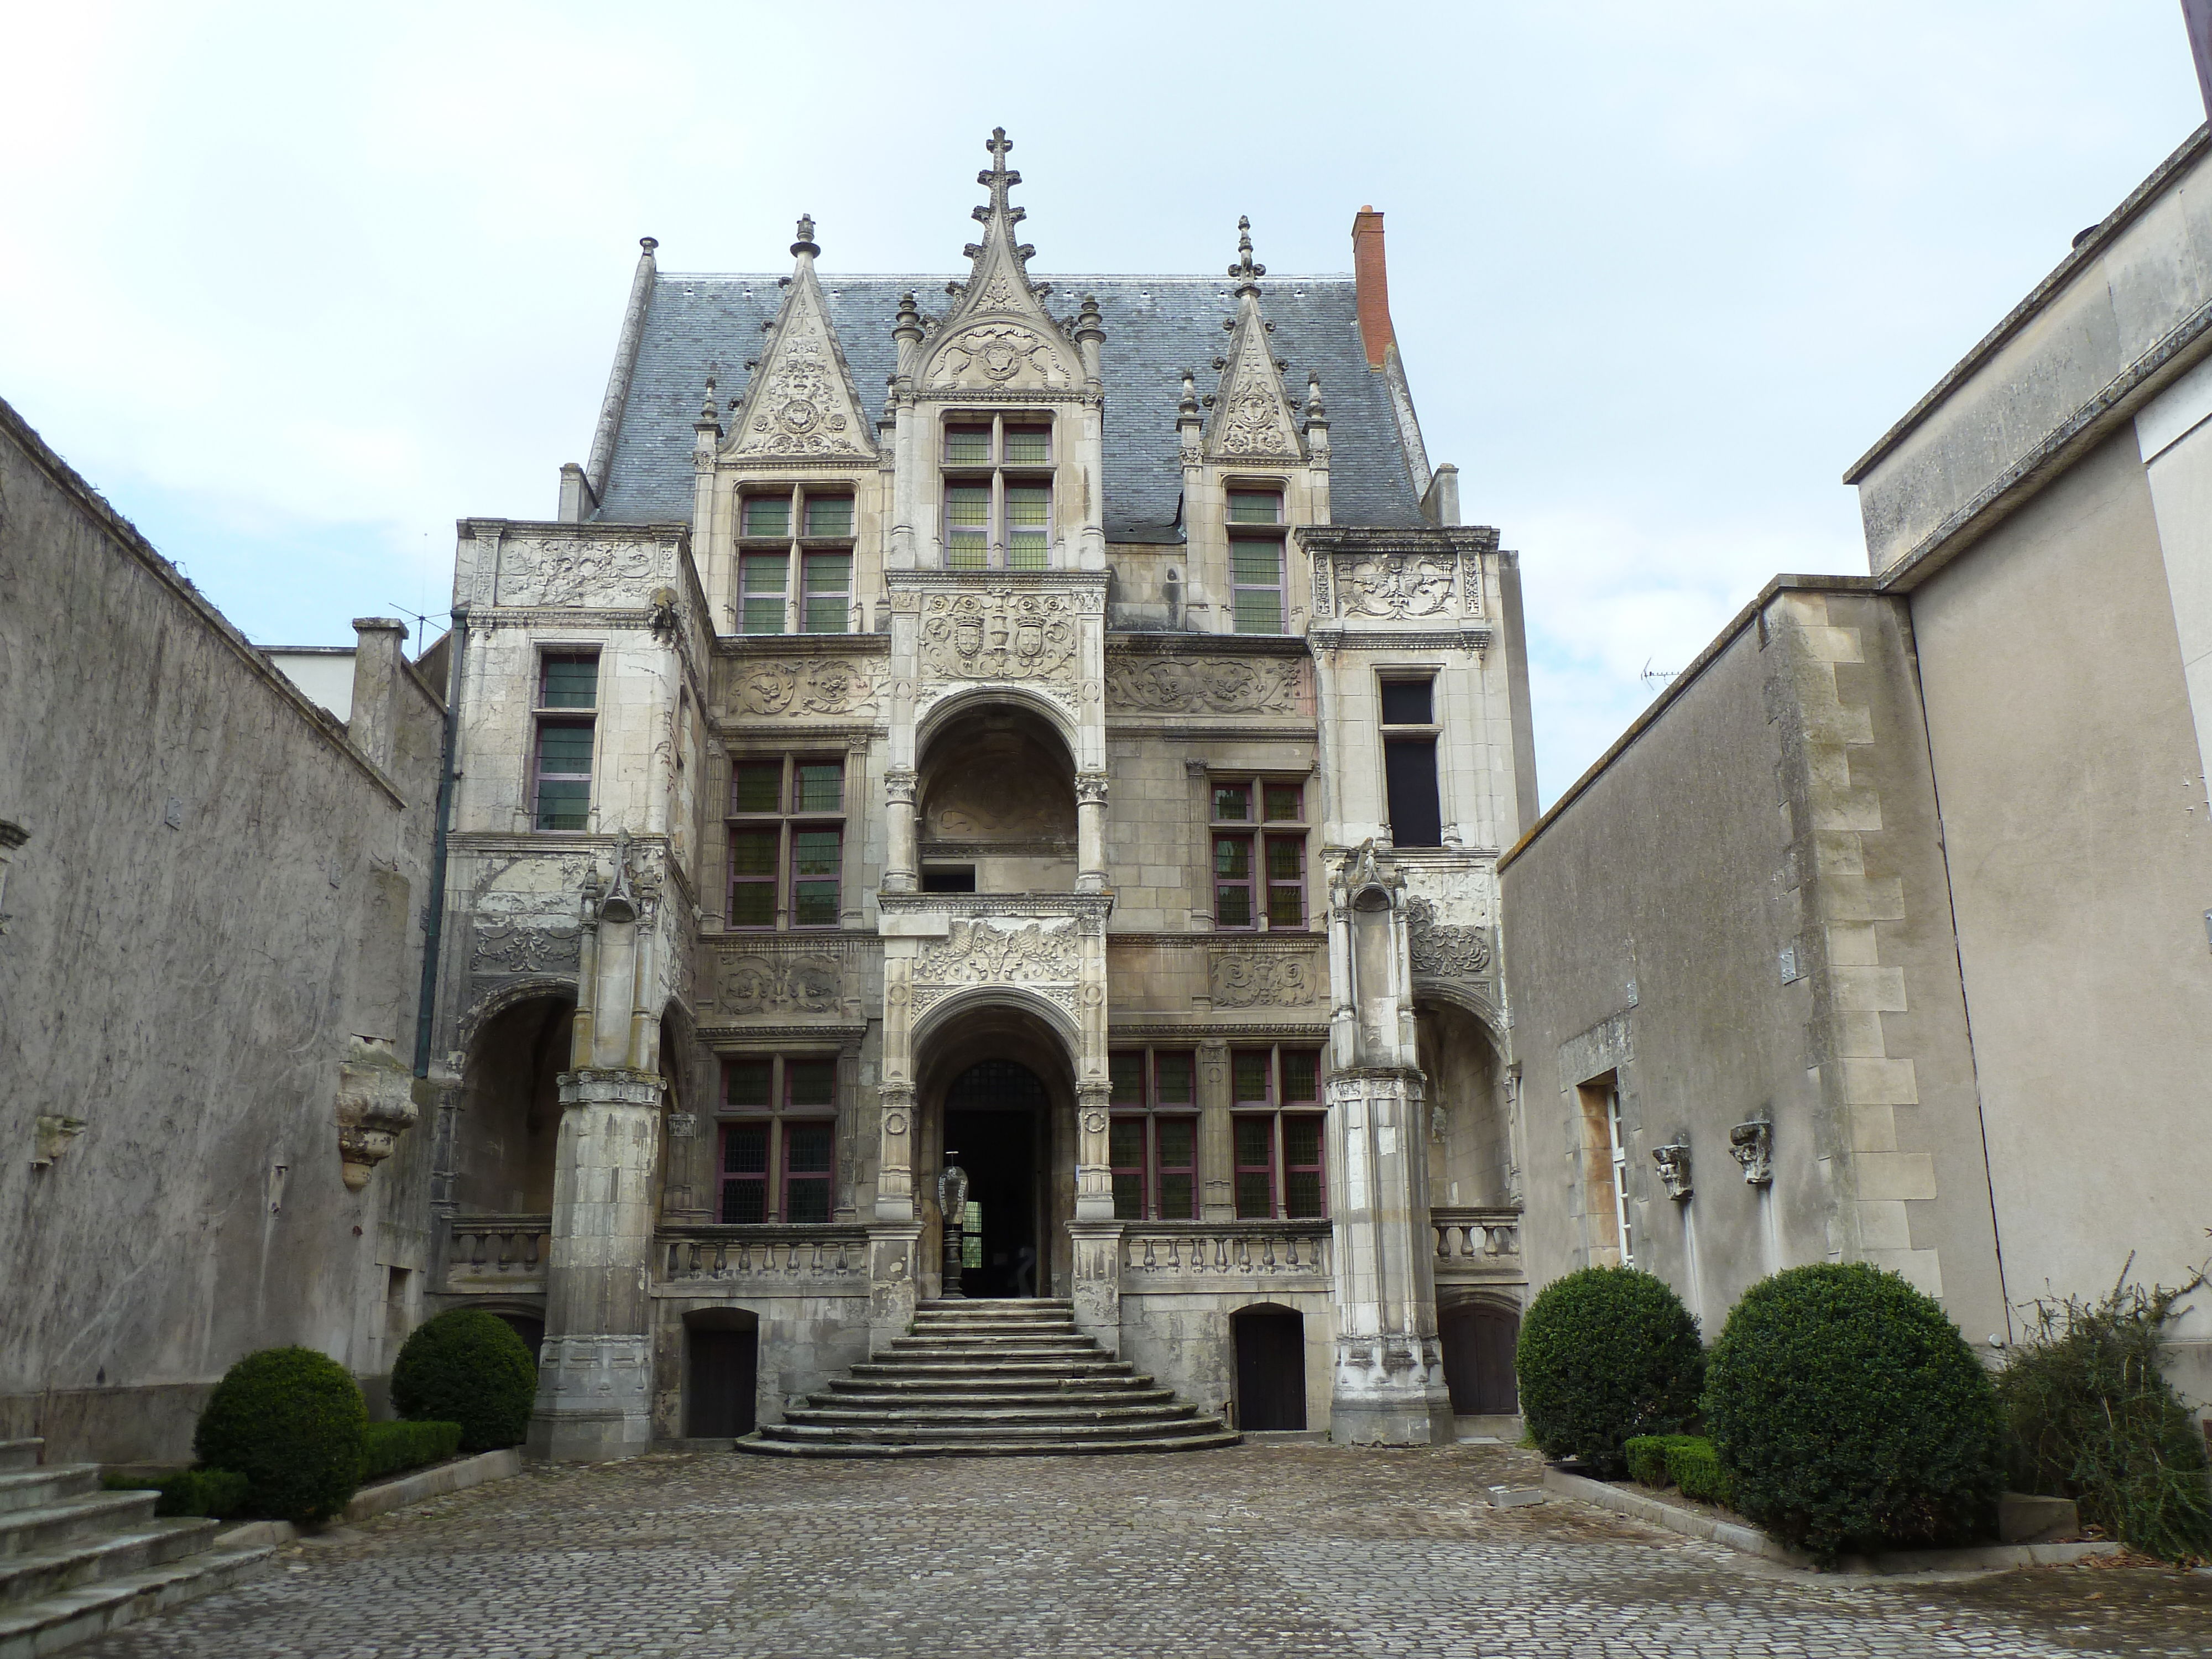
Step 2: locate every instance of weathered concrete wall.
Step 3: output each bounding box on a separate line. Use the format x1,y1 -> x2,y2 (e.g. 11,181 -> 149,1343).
0,397 -> 442,1460
1907,427 -> 2212,1399
1500,581 -> 2004,1349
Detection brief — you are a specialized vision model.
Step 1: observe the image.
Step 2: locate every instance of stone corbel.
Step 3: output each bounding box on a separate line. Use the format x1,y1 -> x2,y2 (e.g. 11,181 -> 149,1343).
1729,1118 -> 1773,1185
32,1115 -> 85,1169
335,1034 -> 419,1191
1651,1142 -> 1693,1202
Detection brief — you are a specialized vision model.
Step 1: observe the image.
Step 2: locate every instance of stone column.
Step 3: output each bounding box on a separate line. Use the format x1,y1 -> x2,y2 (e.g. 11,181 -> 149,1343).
1074,1082 -> 1114,1221
1196,1039 -> 1235,1220
884,765 -> 917,894
1074,771 -> 1109,894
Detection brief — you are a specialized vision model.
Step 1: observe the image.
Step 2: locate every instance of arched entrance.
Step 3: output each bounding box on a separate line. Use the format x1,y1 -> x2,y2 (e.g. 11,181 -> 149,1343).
1438,1297 -> 1520,1416
452,990 -> 570,1213
1232,1303 -> 1306,1431
684,1308 -> 759,1438
943,1060 -> 1048,1298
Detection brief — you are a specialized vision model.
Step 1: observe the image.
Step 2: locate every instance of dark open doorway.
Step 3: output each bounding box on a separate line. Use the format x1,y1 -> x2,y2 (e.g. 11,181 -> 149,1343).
1438,1301 -> 1519,1415
685,1309 -> 759,1438
1232,1304 -> 1307,1431
943,1058 -> 1046,1298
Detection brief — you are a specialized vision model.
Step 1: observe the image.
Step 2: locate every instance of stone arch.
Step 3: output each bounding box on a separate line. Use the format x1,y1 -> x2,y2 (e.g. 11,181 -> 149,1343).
452,988 -> 573,1215
1415,995 -> 1512,1211
914,695 -> 1077,893
915,683 -> 1078,764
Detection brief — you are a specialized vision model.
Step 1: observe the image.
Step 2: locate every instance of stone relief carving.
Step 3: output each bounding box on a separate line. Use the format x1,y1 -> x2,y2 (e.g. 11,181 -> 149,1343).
716,952 -> 844,1018
1407,896 -> 1492,978
926,323 -> 1073,392
731,658 -> 886,718
472,922 -> 582,975
1652,1143 -> 1693,1202
1212,347 -> 1301,460
1337,553 -> 1459,619
498,540 -> 662,608
919,591 -> 1076,682
1209,952 -> 1314,1008
1729,1119 -> 1774,1185
732,286 -> 871,460
1104,655 -> 1305,715
914,920 -> 1078,988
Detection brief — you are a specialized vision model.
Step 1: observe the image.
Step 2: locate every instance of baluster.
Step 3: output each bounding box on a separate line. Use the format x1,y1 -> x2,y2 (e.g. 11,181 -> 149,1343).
1142,1237 -> 1157,1270
665,1243 -> 679,1278
468,1230 -> 488,1269
528,1230 -> 545,1271
810,1241 -> 824,1276
1166,1237 -> 1182,1271
1214,1235 -> 1230,1272
834,1239 -> 850,1274
1261,1235 -> 1277,1271
786,1240 -> 801,1273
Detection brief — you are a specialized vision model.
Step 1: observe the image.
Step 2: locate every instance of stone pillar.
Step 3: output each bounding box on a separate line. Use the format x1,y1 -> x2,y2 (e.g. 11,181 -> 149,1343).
1196,1039 -> 1234,1221
1074,1082 -> 1114,1221
875,1079 -> 915,1223
1068,1219 -> 1125,1355
347,617 -> 408,773
868,1222 -> 921,1347
884,765 -> 917,894
1074,771 -> 1109,894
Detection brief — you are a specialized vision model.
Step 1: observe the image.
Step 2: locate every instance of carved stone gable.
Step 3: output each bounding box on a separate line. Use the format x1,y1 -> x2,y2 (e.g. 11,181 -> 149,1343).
918,589 -> 1076,683
919,128 -> 1082,394
1206,280 -> 1302,462
733,255 -> 874,460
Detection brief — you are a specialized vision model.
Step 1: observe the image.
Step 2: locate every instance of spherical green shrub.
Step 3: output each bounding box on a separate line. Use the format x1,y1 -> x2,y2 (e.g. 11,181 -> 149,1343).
1704,1262 -> 2003,1559
390,1309 -> 536,1453
1516,1266 -> 1704,1474
192,1347 -> 366,1525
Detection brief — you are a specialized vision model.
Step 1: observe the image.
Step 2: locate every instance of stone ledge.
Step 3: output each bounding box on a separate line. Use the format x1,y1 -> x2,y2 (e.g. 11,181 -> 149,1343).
209,1448 -> 525,1548
1541,1468 -> 2125,1575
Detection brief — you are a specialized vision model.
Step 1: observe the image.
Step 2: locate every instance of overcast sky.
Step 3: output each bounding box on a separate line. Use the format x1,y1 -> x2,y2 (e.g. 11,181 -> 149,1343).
4,2 -> 2205,802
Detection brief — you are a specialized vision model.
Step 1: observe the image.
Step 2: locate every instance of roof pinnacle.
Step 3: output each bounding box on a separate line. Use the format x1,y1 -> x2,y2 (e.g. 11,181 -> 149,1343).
791,215 -> 819,258
1229,215 -> 1266,286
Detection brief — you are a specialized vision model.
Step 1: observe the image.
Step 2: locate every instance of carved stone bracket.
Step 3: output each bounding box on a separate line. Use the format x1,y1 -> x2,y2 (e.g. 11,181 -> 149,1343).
1652,1143 -> 1693,1202
1729,1119 -> 1773,1185
335,1034 -> 419,1191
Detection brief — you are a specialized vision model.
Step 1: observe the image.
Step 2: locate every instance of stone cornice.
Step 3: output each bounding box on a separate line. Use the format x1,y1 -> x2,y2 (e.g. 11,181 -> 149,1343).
1297,524 -> 1500,555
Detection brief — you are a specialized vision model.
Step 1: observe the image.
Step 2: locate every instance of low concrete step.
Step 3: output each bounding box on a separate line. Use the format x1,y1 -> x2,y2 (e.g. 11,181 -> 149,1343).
0,1449 -> 38,1478
738,1430 -> 1240,1459
0,1468 -> 98,1519
0,1519 -> 216,1608
0,1492 -> 159,1561
0,1544 -> 269,1659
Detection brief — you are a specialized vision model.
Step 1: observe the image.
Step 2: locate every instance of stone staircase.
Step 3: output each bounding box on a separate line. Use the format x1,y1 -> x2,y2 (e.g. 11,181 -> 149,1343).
739,1298 -> 1240,1458
0,1438 -> 270,1659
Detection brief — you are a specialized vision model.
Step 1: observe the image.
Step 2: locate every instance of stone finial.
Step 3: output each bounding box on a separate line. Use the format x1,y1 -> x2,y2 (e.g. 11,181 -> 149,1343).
894,291 -> 922,342
696,374 -> 720,426
1652,1142 -> 1693,1202
639,236 -> 659,255
1306,371 -> 1327,419
334,1034 -> 418,1191
791,214 -> 820,258
1178,369 -> 1199,417
1729,1119 -> 1774,1185
1228,215 -> 1266,284
1076,292 -> 1103,341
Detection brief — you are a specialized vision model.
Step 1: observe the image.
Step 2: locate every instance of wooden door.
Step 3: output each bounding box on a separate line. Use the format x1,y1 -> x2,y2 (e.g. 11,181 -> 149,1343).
1233,1307 -> 1307,1431
1439,1303 -> 1520,1415
686,1325 -> 758,1438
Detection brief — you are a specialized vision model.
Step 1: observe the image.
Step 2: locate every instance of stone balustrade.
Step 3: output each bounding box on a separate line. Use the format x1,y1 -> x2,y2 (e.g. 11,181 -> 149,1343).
1430,1207 -> 1522,1280
1118,1220 -> 1332,1292
445,1213 -> 552,1293
656,1224 -> 871,1286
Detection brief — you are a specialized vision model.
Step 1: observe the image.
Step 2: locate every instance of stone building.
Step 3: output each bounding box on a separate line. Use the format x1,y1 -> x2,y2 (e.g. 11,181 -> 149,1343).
0,395 -> 450,1462
1500,126 -> 2212,1410
417,131 -> 1540,1454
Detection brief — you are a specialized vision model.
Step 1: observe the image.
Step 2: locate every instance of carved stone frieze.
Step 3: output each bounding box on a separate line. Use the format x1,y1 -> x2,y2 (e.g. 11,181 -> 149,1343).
496,540 -> 665,608
1104,653 -> 1307,716
1305,530 -> 1493,626
716,951 -> 844,1018
729,658 -> 886,718
918,590 -> 1076,683
925,322 -> 1075,393
1209,950 -> 1316,1008
914,919 -> 1078,988
471,922 -> 583,977
1407,896 -> 1492,979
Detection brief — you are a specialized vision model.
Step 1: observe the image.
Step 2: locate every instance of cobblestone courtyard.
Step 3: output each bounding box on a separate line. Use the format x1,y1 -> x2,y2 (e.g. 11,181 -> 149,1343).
81,1444 -> 2212,1658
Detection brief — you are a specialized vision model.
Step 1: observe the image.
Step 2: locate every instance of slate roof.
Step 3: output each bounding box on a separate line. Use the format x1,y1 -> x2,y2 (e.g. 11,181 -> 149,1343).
593,274 -> 1428,539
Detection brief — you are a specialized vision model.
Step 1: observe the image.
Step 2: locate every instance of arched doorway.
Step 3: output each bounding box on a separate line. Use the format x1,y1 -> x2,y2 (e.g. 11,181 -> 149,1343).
942,1060 -> 1048,1298
1438,1298 -> 1520,1416
685,1308 -> 759,1438
453,990 -> 570,1214
1232,1303 -> 1306,1431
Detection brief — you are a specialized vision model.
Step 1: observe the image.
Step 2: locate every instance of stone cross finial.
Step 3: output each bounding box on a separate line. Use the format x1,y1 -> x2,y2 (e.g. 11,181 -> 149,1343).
973,127 -> 1025,226
791,214 -> 819,258
1229,215 -> 1266,282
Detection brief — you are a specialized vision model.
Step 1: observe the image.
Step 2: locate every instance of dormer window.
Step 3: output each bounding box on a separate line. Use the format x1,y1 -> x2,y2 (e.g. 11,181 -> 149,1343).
736,486 -> 857,634
942,416 -> 1052,570
1228,486 -> 1286,634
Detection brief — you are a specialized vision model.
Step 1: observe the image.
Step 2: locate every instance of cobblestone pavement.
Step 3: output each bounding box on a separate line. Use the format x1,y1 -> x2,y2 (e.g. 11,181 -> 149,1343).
80,1444 -> 2212,1658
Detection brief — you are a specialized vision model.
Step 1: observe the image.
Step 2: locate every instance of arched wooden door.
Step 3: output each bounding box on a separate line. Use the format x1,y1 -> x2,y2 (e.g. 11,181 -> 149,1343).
1438,1301 -> 1520,1415
685,1310 -> 759,1438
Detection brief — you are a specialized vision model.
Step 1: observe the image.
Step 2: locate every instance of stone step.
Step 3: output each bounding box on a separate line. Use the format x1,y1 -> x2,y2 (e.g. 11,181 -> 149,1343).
0,1492 -> 159,1561
737,1429 -> 1241,1459
881,1341 -> 1104,1359
759,1414 -> 1227,1445
0,1449 -> 38,1478
889,1330 -> 1090,1345
0,1518 -> 216,1608
917,1298 -> 1073,1311
849,1360 -> 1144,1380
822,1385 -> 1178,1407
0,1544 -> 270,1659
0,1468 -> 98,1519
787,1403 -> 1199,1428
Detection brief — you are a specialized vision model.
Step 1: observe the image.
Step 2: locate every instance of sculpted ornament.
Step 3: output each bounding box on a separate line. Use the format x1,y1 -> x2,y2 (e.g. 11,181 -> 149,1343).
914,920 -> 1078,987
926,323 -> 1072,392
472,923 -> 582,976
732,659 -> 886,717
919,591 -> 1074,682
717,952 -> 843,1017
1339,553 -> 1459,619
498,540 -> 661,608
1210,952 -> 1314,1008
1407,897 -> 1492,978
1104,655 -> 1305,715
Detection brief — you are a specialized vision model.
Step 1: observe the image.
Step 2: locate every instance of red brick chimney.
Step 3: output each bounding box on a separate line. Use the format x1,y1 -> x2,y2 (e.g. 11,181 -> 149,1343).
1351,206 -> 1395,369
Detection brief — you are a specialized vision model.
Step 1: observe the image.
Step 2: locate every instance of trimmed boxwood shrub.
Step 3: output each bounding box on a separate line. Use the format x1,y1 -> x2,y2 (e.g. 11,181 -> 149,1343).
193,1347 -> 366,1525
1666,1439 -> 1734,1508
102,1468 -> 251,1519
1704,1262 -> 2003,1559
391,1309 -> 536,1453
1624,1434 -> 1704,1489
1517,1267 -> 1704,1475
361,1420 -> 463,1483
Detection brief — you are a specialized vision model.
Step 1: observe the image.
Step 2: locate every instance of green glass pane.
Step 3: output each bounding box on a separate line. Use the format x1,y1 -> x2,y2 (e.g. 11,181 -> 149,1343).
1112,1172 -> 1145,1221
802,599 -> 846,633
742,497 -> 790,538
794,764 -> 843,812
728,828 -> 779,875
1154,1053 -> 1192,1106
1214,884 -> 1251,928
536,724 -> 593,770
540,656 -> 597,708
1281,1051 -> 1318,1104
947,538 -> 988,570
804,552 -> 849,591
1006,536 -> 1047,570
961,1232 -> 983,1269
786,1179 -> 830,1224
723,1121 -> 768,1172
1109,1052 -> 1142,1106
1284,1115 -> 1322,1168
792,880 -> 839,927
1234,592 -> 1284,635
534,779 -> 589,831
726,1060 -> 772,1108
1109,1118 -> 1144,1166
787,1060 -> 835,1108
1263,782 -> 1302,822
1213,837 -> 1250,878
945,485 -> 989,527
1233,1053 -> 1270,1104
741,554 -> 787,594
1235,1171 -> 1272,1220
792,830 -> 841,877
1235,1116 -> 1272,1165
1005,486 -> 1049,526
1159,1172 -> 1194,1220
963,1200 -> 982,1231
1232,544 -> 1282,584
1213,784 -> 1250,822
720,1180 -> 766,1224
1003,426 -> 1050,462
727,882 -> 775,927
742,599 -> 786,635
730,762 -> 781,813
1285,1171 -> 1323,1218
945,426 -> 990,464
1228,491 -> 1281,524
1156,1118 -> 1194,1167
804,495 -> 854,538
785,1121 -> 833,1172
